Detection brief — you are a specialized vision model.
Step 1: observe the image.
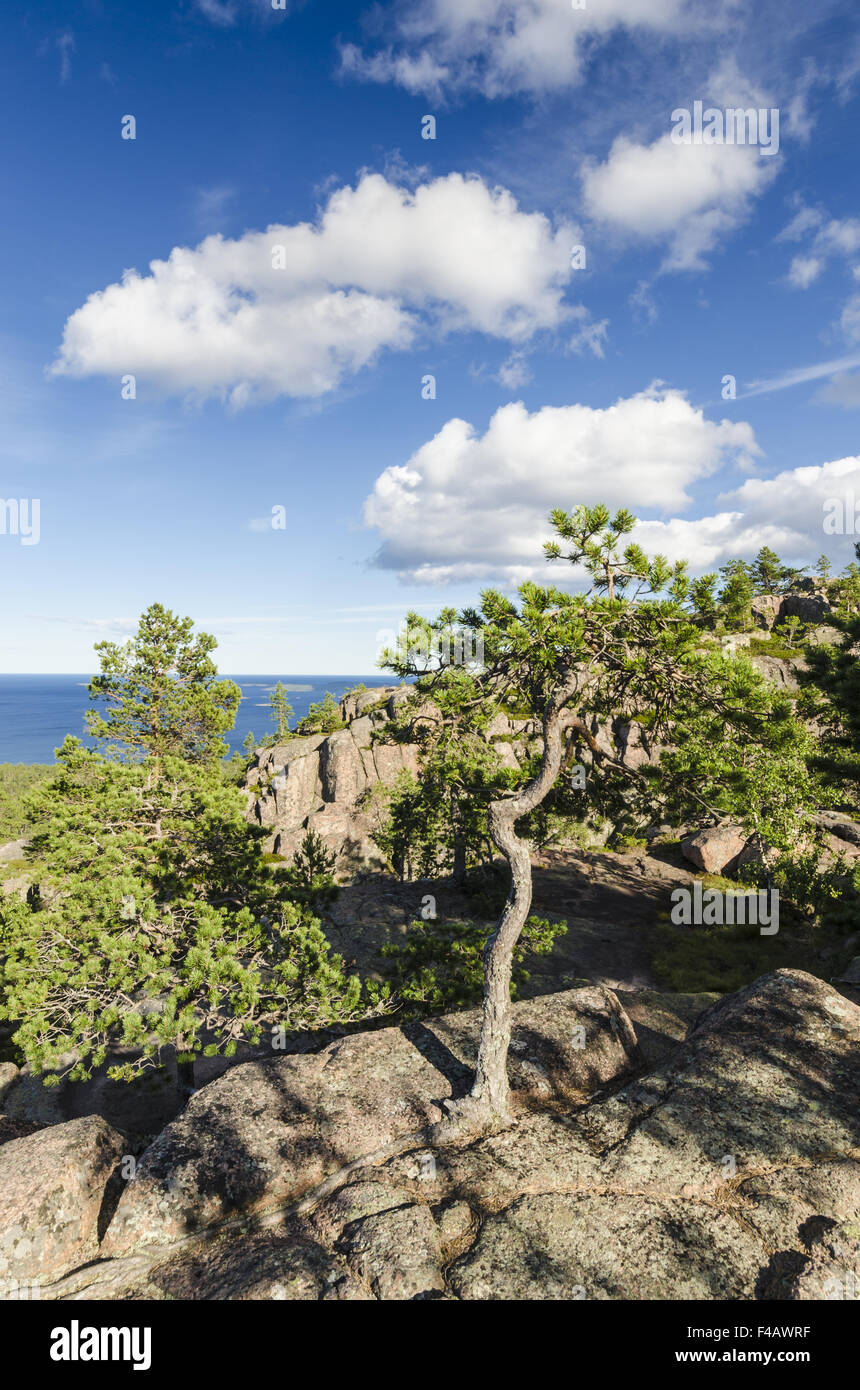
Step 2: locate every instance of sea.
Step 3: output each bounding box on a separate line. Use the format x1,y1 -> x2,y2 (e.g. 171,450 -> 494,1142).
0,675 -> 397,765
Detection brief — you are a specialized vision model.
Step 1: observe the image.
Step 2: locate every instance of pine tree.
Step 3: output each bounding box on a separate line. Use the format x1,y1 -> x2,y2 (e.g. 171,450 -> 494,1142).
544,504 -> 688,601
718,559 -> 755,630
267,681 -> 293,743
0,609 -> 379,1089
383,507 -> 813,1132
281,828 -> 340,909
296,692 -> 344,735
86,604 -> 240,772
751,546 -> 786,594
374,667 -> 511,884
0,739 -> 367,1085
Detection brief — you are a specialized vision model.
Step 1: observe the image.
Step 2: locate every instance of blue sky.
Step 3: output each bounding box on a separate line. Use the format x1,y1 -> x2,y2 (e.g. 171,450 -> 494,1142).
2,0 -> 860,672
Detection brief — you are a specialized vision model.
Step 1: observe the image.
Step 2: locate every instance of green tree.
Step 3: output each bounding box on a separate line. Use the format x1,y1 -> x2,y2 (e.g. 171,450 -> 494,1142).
0,739 -> 366,1088
718,559 -> 754,631
774,615 -> 805,650
751,546 -> 785,595
831,560 -> 860,614
280,828 -> 340,910
543,503 -> 688,601
799,610 -> 860,810
374,771 -> 450,881
381,914 -> 566,1016
372,662 -> 513,884
690,573 -> 719,625
266,681 -> 293,744
296,692 -> 344,735
0,764 -> 52,841
383,508 -> 813,1133
86,604 -> 240,772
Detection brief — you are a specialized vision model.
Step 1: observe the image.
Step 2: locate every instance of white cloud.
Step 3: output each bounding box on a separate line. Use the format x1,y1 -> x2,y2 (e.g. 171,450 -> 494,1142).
51,173 -> 579,404
582,134 -> 778,272
196,0 -> 238,25
718,456 -> 860,553
820,371 -> 860,408
776,203 -> 824,242
364,386 -> 760,584
778,205 -> 860,332
569,317 -> 609,357
635,458 -> 860,571
496,351 -> 532,390
787,255 -> 823,288
629,279 -> 658,325
818,218 -> 860,256
742,350 -> 860,398
340,0 -> 701,100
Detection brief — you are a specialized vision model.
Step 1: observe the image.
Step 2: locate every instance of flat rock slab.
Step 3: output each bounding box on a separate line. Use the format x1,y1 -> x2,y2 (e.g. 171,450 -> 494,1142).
0,1115 -> 126,1285
148,1220 -> 370,1301
448,1192 -> 765,1300
101,985 -> 639,1257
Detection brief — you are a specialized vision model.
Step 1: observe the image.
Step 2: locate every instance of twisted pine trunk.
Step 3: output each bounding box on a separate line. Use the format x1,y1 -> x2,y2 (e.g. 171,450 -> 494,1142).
462,683 -> 579,1127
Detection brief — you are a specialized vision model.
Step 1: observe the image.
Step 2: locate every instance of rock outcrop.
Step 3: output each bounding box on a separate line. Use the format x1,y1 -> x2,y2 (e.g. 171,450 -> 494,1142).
0,1063 -> 18,1107
816,812 -> 860,848
0,1115 -> 126,1285
9,968 -> 858,1301
244,689 -> 414,869
99,985 -> 639,1257
244,688 -> 668,871
752,585 -> 833,631
680,823 -> 748,875
245,686 -> 551,870
749,652 -> 805,690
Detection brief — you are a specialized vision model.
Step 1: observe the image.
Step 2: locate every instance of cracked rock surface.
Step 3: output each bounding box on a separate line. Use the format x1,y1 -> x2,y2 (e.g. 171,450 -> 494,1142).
9,969 -> 860,1301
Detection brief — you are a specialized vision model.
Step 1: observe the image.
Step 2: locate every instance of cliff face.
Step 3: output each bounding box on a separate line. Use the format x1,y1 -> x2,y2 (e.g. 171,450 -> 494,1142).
751,577 -> 834,631
242,684 -> 666,871
244,687 -> 414,871
243,685 -> 549,870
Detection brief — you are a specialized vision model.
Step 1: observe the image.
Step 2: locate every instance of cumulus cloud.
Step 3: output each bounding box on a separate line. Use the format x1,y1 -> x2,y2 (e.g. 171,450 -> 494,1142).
51,173 -> 578,405
719,455 -> 860,549
628,460 -> 860,569
363,386 -> 761,584
582,134 -> 778,272
340,0 -> 700,100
